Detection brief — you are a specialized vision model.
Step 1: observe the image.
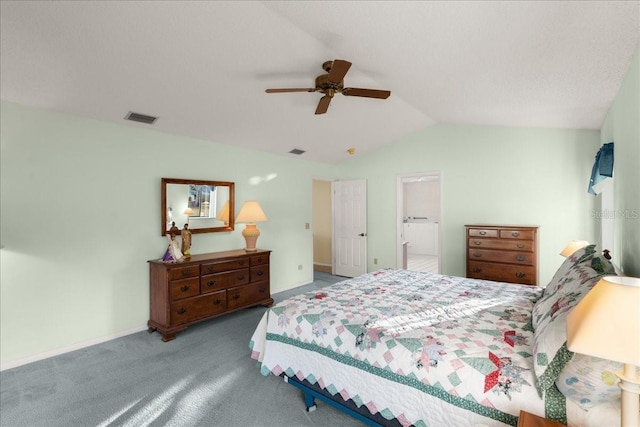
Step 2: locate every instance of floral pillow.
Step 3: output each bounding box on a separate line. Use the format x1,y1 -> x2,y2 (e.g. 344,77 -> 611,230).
556,353 -> 622,409
531,247 -> 616,398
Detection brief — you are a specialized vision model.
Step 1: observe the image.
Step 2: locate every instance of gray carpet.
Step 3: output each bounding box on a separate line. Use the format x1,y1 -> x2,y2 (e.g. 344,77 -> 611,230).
0,272 -> 363,427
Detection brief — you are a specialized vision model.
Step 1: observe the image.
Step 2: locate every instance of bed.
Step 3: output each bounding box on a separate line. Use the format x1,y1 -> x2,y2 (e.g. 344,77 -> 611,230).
250,245 -> 621,426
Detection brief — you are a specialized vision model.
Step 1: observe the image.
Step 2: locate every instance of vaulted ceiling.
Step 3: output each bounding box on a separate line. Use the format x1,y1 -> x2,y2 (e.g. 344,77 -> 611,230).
1,1 -> 638,164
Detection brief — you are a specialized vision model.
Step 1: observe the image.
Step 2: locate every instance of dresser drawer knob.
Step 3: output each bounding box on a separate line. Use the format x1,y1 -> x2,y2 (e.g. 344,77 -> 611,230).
182,268 -> 191,276
473,252 -> 483,258
512,231 -> 520,237
259,287 -> 266,293
479,231 -> 487,235
473,240 -> 482,246
214,299 -> 221,305
516,255 -> 526,262
256,257 -> 263,263
516,272 -> 526,278
517,243 -> 525,249
473,267 -> 482,273
207,280 -> 216,287
256,270 -> 264,276
180,285 -> 190,292
232,294 -> 240,300
237,275 -> 245,280
176,308 -> 187,315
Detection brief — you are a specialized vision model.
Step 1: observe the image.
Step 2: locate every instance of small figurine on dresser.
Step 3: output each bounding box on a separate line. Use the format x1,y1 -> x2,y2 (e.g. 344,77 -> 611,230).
162,233 -> 184,262
181,223 -> 192,257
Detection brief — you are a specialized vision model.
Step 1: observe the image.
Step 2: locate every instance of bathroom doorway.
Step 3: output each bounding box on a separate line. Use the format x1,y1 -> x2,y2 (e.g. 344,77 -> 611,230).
396,172 -> 442,273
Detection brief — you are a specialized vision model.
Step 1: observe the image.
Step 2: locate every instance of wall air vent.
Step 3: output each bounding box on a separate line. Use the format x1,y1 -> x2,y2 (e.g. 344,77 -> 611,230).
289,148 -> 306,155
125,111 -> 158,125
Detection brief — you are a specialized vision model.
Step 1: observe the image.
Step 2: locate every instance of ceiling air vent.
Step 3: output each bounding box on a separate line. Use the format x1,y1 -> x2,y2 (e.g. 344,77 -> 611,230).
125,111 -> 158,125
289,148 -> 306,155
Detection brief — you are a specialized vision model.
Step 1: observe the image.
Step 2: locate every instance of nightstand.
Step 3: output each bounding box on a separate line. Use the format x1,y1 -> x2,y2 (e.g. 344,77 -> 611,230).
517,410 -> 567,427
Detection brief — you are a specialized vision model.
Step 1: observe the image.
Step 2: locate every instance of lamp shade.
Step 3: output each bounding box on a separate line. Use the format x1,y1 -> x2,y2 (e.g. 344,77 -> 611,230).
235,201 -> 267,223
566,276 -> 640,366
216,201 -> 230,222
560,240 -> 589,257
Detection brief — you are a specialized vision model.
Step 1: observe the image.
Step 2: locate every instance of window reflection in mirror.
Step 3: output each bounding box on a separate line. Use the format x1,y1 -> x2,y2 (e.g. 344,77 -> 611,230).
161,178 -> 234,235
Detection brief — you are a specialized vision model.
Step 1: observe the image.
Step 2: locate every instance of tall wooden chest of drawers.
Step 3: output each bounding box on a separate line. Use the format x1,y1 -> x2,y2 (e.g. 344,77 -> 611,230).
465,225 -> 539,286
148,249 -> 272,341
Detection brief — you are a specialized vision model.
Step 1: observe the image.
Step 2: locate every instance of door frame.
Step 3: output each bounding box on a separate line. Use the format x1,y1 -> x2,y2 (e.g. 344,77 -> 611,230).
396,171 -> 442,272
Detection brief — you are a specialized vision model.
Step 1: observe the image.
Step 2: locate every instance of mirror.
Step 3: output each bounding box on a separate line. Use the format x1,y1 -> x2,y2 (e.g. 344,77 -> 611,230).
161,178 -> 234,235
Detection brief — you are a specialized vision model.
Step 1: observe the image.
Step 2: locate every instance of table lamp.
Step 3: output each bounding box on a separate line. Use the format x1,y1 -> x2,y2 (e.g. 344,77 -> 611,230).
566,276 -> 640,427
235,201 -> 267,252
216,201 -> 230,225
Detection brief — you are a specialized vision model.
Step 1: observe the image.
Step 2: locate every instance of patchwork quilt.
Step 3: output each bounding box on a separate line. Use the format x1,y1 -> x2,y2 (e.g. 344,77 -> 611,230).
250,269 -> 551,426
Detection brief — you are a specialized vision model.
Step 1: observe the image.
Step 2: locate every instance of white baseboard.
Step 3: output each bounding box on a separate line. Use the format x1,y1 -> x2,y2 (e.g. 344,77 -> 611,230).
0,325 -> 148,372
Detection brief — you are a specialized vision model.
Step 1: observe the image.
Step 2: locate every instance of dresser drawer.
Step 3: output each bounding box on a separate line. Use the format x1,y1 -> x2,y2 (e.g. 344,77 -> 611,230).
167,265 -> 200,281
250,254 -> 269,266
227,281 -> 270,310
201,269 -> 250,293
499,229 -> 535,240
251,264 -> 269,283
467,228 -> 499,238
201,258 -> 250,275
467,261 -> 537,285
170,291 -> 227,325
468,238 -> 534,252
170,277 -> 200,301
468,249 -> 535,266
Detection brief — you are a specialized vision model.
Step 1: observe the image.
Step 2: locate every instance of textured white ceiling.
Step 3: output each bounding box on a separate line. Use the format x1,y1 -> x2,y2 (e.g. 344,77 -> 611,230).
1,1 -> 638,164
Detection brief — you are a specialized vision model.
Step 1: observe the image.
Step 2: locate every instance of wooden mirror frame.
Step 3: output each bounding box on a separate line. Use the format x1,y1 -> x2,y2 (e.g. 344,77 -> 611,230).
161,178 -> 235,236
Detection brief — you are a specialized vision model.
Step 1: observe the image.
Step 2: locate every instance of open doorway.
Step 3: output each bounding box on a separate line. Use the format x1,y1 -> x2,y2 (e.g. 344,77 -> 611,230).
312,179 -> 332,273
396,172 -> 442,273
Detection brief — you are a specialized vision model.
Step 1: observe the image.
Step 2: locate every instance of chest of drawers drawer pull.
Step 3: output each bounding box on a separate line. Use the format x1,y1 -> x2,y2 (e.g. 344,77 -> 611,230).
256,270 -> 264,277
473,267 -> 482,273
511,231 -> 520,237
180,285 -> 190,292
214,299 -> 222,305
231,294 -> 240,300
259,286 -> 266,293
237,274 -> 245,280
176,307 -> 187,315
479,231 -> 487,235
515,272 -> 526,278
515,255 -> 526,262
517,243 -> 525,249
206,280 -> 216,287
473,252 -> 483,258
473,240 -> 482,246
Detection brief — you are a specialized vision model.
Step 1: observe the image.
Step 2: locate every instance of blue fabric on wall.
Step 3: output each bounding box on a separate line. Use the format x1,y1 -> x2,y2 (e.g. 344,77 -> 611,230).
588,142 -> 614,195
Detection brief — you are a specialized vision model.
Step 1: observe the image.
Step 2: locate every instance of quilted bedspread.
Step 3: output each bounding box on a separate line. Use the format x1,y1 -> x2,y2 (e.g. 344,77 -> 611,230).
250,269 -> 548,426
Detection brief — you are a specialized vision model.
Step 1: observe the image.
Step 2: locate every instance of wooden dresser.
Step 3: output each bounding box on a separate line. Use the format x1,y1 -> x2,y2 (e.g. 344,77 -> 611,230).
148,249 -> 272,341
465,225 -> 539,285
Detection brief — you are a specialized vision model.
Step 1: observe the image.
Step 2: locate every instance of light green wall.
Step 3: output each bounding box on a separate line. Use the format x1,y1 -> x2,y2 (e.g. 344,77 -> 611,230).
339,124 -> 601,283
600,46 -> 640,276
0,101 -> 335,366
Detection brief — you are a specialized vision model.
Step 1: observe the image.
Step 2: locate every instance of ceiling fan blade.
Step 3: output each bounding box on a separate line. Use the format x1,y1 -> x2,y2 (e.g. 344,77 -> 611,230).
315,95 -> 332,115
342,87 -> 391,99
265,88 -> 316,93
327,60 -> 352,84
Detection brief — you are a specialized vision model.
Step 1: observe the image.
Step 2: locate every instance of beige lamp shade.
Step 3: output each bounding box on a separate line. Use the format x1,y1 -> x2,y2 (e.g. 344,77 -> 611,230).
235,201 -> 267,252
235,201 -> 267,223
567,276 -> 640,366
216,201 -> 230,223
559,240 -> 589,257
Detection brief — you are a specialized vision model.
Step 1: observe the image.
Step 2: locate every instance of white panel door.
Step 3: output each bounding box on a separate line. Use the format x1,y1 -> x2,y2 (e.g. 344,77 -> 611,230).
333,179 -> 367,277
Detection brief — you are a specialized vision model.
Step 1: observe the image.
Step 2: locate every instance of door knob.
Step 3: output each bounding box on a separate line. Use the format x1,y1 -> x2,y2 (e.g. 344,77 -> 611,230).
358,233 -> 367,237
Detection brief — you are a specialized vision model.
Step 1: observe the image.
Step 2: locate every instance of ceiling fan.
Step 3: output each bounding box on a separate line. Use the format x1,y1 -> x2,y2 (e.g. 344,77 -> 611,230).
265,60 -> 391,115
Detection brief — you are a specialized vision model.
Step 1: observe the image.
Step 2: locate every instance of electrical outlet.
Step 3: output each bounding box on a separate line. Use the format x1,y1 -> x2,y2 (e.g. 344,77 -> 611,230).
298,264 -> 303,270
374,258 -> 378,265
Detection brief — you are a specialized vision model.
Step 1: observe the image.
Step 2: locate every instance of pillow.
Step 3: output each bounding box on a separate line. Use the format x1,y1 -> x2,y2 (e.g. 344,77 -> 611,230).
555,353 -> 622,409
531,246 -> 616,399
532,245 -> 615,330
